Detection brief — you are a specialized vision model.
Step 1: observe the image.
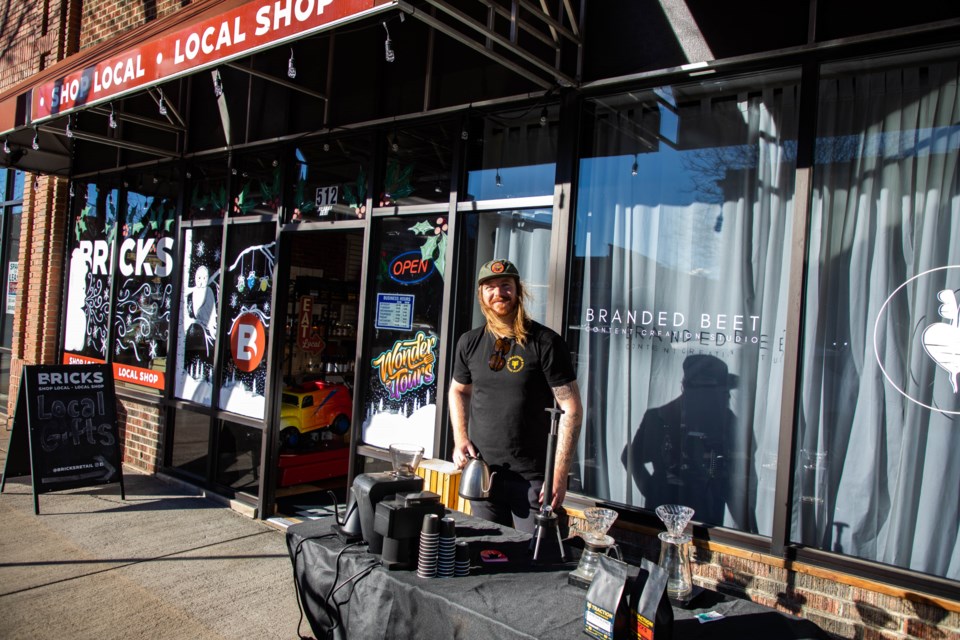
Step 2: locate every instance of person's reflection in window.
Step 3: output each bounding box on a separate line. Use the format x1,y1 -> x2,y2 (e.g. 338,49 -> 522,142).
628,355 -> 740,527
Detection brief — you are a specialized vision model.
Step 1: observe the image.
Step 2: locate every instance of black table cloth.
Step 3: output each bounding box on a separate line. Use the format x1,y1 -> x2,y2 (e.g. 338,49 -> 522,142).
286,513 -> 830,640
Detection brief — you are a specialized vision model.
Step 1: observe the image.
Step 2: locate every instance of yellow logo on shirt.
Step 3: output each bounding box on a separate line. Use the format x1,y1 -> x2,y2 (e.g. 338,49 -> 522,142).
507,355 -> 524,373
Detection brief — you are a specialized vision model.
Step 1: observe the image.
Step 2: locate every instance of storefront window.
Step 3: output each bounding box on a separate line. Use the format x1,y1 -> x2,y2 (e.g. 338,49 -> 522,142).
795,50 -> 960,580
186,160 -> 229,220
0,170 -> 22,413
214,419 -> 261,496
170,408 -> 211,479
568,72 -> 800,534
218,223 -> 276,419
63,183 -> 118,365
175,225 -> 224,405
291,137 -> 372,222
464,105 -> 558,201
232,151 -> 283,217
455,208 -> 554,326
1,206 -> 21,346
379,121 -> 456,206
112,190 -> 176,393
361,215 -> 447,454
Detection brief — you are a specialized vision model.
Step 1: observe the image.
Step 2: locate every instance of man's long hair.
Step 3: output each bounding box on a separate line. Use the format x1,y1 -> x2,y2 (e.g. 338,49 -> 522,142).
478,277 -> 531,346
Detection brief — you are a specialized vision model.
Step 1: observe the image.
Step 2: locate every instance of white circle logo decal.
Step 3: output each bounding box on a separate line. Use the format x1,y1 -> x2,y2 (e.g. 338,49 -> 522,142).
874,265 -> 960,415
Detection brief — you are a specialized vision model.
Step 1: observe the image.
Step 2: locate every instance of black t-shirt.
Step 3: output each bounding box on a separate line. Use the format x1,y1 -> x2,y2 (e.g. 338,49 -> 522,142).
452,321 -> 576,479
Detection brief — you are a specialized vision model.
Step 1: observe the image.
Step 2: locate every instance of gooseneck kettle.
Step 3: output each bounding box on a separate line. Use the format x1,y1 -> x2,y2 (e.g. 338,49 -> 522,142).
459,453 -> 496,501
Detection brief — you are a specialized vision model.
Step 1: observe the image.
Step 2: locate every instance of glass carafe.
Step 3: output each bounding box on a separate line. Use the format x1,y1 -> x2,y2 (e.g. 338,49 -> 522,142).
655,504 -> 695,600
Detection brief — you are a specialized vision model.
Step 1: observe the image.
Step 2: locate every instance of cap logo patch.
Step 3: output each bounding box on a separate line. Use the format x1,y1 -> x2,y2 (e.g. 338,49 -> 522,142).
491,261 -> 506,274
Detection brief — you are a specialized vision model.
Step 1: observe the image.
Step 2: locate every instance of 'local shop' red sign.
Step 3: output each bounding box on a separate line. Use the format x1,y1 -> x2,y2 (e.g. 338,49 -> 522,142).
32,0 -> 392,121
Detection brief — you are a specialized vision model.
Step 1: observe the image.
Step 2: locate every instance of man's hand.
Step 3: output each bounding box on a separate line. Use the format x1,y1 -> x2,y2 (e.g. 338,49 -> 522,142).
539,477 -> 568,511
452,439 -> 478,469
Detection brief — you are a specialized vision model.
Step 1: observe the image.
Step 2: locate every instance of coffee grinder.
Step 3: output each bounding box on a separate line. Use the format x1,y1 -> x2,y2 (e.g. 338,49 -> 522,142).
333,444 -> 426,553
568,507 -> 623,588
374,490 -> 446,570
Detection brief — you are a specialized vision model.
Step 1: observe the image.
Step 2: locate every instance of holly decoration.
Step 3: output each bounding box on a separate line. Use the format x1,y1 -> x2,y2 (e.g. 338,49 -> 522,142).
381,159 -> 414,205
409,217 -> 448,278
191,181 -> 229,217
75,202 -> 93,241
259,166 -> 282,210
342,166 -> 368,216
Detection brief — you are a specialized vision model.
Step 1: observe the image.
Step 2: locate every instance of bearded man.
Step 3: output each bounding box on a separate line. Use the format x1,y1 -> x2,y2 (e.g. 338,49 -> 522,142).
449,259 -> 583,533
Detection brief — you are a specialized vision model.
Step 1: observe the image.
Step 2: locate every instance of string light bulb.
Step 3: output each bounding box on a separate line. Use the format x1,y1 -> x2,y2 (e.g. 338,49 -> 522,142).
69,182 -> 75,198
287,48 -> 297,79
108,104 -> 118,129
32,128 -> 39,150
2,139 -> 9,154
158,89 -> 168,116
65,115 -> 74,138
383,22 -> 395,62
495,169 -> 502,187
213,70 -> 224,98
631,155 -> 638,176
539,106 -> 548,127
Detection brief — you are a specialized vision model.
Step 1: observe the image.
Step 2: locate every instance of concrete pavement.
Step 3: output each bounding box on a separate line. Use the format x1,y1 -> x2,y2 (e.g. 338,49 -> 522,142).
0,445 -> 310,640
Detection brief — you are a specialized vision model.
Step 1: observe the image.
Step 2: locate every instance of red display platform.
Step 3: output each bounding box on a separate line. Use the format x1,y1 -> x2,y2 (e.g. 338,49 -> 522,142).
277,445 -> 350,487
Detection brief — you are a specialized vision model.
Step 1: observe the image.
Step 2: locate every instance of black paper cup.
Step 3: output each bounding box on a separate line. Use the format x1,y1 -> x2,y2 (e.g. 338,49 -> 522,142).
455,540 -> 469,562
439,516 -> 456,538
422,513 -> 440,534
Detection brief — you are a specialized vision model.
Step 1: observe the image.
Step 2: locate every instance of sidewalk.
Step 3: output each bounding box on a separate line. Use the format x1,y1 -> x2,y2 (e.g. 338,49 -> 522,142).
0,444 -> 309,640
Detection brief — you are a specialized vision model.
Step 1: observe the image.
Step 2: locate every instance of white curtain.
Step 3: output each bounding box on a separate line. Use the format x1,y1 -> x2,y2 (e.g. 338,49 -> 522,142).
572,83 -> 799,535
470,211 -> 554,327
797,59 -> 960,579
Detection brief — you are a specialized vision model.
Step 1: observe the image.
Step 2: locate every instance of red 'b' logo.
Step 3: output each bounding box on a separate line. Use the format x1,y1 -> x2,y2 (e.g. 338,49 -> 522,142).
230,312 -> 266,372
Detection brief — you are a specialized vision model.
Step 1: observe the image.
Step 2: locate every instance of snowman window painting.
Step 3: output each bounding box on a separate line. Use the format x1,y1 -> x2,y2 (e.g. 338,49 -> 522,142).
218,223 -> 275,419
63,183 -> 118,364
175,226 -> 223,405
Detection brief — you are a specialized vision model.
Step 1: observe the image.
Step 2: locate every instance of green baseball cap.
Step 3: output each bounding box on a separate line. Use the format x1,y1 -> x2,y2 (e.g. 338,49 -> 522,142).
477,259 -> 520,285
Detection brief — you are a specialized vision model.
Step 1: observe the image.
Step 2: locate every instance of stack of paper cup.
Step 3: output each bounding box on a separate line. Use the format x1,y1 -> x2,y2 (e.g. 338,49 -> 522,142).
417,514 -> 439,578
437,516 -> 457,578
454,540 -> 471,576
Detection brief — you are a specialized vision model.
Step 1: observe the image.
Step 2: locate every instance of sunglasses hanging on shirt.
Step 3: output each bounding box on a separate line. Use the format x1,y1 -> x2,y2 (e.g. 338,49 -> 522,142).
488,337 -> 511,371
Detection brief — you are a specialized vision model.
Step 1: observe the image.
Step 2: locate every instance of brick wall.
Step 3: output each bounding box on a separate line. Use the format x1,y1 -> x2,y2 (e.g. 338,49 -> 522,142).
0,0 -> 57,92
79,0 -> 187,50
117,398 -> 164,472
569,515 -> 960,640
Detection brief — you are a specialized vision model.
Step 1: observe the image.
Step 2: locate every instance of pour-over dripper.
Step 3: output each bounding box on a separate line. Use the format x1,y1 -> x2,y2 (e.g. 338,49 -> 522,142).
655,504 -> 696,601
389,443 -> 424,477
655,504 -> 694,541
582,507 -> 618,546
569,507 -> 622,588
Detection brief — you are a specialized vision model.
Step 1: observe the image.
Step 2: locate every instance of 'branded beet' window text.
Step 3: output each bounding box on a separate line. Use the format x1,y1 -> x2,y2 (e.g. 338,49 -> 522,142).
567,71 -> 801,536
